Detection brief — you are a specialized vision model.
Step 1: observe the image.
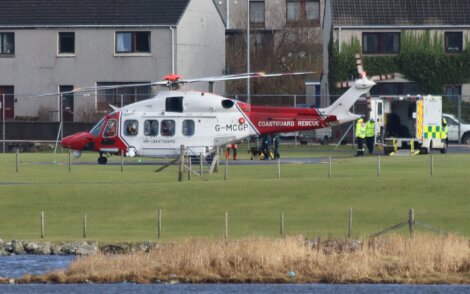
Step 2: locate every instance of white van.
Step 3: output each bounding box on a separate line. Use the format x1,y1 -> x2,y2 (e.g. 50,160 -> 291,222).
443,113 -> 470,144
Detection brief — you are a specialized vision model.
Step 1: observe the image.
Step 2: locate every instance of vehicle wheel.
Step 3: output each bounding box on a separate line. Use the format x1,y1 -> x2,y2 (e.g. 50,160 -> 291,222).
321,136 -> 330,145
462,133 -> 470,145
98,156 -> 108,165
420,147 -> 429,155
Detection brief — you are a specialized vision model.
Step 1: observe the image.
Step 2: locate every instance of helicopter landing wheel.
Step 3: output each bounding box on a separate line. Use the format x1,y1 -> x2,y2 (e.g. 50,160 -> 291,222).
98,156 -> 108,165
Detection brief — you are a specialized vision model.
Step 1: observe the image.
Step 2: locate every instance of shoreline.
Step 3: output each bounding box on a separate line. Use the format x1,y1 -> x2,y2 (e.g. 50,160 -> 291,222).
1,233 -> 469,285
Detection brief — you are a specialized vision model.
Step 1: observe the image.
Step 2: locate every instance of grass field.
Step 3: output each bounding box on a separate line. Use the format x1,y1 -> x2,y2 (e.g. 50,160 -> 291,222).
0,145 -> 469,242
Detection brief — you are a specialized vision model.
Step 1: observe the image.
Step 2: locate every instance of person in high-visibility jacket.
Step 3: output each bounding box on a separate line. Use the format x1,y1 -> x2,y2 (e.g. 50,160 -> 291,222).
355,118 -> 366,156
442,117 -> 448,144
365,118 -> 375,154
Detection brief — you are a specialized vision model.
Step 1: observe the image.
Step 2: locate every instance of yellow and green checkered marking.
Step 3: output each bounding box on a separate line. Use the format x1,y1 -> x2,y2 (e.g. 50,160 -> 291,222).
424,125 -> 441,139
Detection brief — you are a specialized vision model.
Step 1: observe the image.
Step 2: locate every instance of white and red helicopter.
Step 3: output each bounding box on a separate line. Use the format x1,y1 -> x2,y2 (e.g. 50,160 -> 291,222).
61,70 -> 377,164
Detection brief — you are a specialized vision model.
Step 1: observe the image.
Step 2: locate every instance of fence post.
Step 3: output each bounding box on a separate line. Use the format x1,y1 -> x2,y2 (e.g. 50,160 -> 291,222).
200,152 -> 203,176
178,145 -> 185,182
409,208 -> 414,237
280,212 -> 285,238
83,213 -> 87,238
157,209 -> 162,240
68,149 -> 71,172
348,208 -> 353,238
2,93 -> 5,154
328,156 -> 332,178
214,147 -> 219,173
430,155 -> 433,176
225,211 -> 228,240
16,148 -> 19,172
188,157 -> 192,180
41,211 -> 45,239
377,155 -> 381,176
277,158 -> 281,179
120,150 -> 124,172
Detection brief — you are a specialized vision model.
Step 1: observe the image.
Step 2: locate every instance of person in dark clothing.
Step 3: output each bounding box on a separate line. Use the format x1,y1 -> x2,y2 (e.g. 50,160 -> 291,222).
273,134 -> 280,159
261,134 -> 272,160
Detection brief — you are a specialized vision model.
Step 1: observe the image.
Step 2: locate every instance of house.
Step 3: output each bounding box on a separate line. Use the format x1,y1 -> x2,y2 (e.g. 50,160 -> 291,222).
215,0 -> 327,107
0,0 -> 225,121
324,0 -> 470,100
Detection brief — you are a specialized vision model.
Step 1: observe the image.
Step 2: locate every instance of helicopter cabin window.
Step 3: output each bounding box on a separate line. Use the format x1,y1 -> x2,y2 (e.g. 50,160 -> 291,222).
161,120 -> 175,137
103,119 -> 118,137
115,32 -> 150,53
124,120 -> 138,136
165,97 -> 184,112
182,120 -> 195,136
144,120 -> 158,136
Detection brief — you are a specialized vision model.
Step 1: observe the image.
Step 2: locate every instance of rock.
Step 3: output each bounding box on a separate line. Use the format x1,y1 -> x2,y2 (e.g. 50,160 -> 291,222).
100,243 -> 131,254
75,241 -> 98,256
11,240 -> 25,255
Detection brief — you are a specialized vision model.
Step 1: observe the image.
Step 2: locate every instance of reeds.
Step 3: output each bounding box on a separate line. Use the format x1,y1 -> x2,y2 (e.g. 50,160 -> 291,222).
21,233 -> 470,284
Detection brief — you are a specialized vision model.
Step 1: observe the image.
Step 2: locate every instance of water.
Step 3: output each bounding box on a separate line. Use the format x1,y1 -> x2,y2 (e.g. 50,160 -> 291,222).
0,255 -> 75,278
0,283 -> 470,294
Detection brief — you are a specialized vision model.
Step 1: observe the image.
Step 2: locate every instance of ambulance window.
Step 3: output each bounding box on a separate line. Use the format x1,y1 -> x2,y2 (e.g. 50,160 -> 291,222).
124,120 -> 138,136
377,102 -> 383,115
182,120 -> 195,136
165,97 -> 183,112
144,120 -> 158,136
161,120 -> 175,137
103,119 -> 118,137
90,118 -> 105,136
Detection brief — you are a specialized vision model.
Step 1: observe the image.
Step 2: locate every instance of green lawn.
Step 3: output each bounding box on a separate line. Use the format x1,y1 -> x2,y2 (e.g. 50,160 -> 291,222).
0,146 -> 468,242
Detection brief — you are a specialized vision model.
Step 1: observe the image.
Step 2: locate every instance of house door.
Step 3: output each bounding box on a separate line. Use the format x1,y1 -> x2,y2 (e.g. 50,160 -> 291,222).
0,86 -> 14,120
60,85 -> 74,121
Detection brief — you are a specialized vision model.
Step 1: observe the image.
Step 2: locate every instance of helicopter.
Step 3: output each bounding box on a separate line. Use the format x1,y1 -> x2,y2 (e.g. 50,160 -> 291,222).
60,71 -> 377,164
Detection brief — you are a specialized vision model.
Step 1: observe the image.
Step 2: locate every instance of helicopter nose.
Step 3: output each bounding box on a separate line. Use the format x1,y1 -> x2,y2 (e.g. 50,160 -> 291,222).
61,132 -> 92,150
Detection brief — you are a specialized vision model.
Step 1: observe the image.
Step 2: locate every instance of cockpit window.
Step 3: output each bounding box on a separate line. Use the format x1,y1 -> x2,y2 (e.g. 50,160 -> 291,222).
124,120 -> 138,136
161,120 -> 175,137
144,120 -> 158,136
90,118 -> 105,136
103,119 -> 118,137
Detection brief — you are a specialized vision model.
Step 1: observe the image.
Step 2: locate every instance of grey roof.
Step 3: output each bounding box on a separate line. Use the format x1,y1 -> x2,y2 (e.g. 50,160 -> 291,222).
0,0 -> 190,27
332,0 -> 470,26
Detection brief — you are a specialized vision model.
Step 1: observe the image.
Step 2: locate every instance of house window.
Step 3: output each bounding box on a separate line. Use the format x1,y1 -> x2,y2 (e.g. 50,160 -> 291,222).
287,0 -> 320,23
58,32 -> 75,54
182,120 -> 195,136
445,32 -> 463,53
0,33 -> 14,55
363,32 -> 400,54
250,1 -> 265,27
445,85 -> 461,101
115,32 -> 150,53
96,82 -> 152,111
144,120 -> 159,136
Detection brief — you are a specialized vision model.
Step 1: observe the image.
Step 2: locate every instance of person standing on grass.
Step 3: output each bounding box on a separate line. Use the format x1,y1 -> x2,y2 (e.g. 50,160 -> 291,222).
231,143 -> 238,160
355,117 -> 366,156
273,134 -> 280,159
365,118 -> 375,154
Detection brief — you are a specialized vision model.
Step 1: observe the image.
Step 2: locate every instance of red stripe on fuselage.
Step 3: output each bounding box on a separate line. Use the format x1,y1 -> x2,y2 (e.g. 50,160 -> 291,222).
237,102 -> 331,135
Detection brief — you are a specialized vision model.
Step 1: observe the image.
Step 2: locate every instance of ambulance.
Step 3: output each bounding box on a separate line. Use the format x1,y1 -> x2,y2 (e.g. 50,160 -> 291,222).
369,95 -> 447,155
